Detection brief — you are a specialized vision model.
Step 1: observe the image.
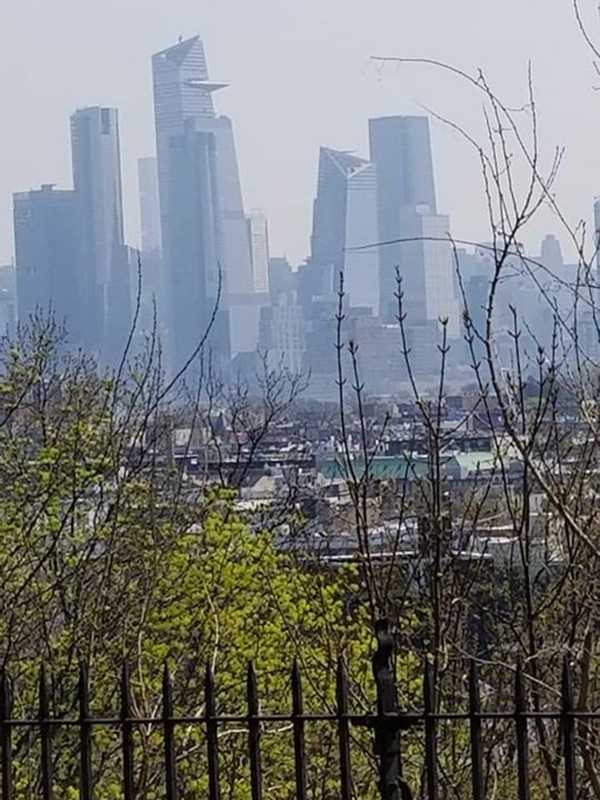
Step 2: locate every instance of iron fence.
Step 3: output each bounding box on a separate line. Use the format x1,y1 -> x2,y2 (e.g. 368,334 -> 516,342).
0,625 -> 595,800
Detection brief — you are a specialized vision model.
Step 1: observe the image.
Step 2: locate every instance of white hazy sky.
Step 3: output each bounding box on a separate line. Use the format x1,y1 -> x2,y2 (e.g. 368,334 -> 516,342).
1,0 -> 600,266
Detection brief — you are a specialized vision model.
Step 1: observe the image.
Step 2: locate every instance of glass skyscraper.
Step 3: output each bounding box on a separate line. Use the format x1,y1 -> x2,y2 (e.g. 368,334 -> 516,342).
138,157 -> 161,255
71,106 -> 127,356
369,115 -> 458,334
152,35 -> 252,371
310,147 -> 379,313
369,116 -> 438,320
13,185 -> 83,344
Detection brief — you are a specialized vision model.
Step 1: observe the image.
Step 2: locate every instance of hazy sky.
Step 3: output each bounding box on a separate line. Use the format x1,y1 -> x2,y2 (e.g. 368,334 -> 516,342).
2,0 -> 600,266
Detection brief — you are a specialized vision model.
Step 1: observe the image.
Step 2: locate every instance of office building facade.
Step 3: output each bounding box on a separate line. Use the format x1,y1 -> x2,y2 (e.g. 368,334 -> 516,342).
247,210 -> 270,293
138,157 -> 162,254
259,291 -> 305,373
71,106 -> 127,356
369,116 -> 438,320
13,185 -> 83,343
167,121 -> 230,368
310,147 -> 379,312
395,206 -> 459,337
152,35 -> 253,370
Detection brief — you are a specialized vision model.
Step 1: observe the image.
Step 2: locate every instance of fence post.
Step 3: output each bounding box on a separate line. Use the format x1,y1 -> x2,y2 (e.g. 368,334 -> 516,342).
372,618 -> 413,800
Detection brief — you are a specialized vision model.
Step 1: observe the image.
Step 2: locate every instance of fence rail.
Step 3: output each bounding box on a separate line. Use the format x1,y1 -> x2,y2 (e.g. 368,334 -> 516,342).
0,633 -> 594,800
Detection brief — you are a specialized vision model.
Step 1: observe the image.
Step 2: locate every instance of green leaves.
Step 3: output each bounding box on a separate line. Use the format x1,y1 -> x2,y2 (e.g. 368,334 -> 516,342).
0,321 -> 384,796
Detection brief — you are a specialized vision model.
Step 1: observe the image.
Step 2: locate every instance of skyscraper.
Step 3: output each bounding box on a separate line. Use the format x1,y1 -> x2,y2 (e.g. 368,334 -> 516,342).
269,256 -> 295,303
133,158 -> 163,337
369,116 -> 437,319
13,185 -> 83,342
310,147 -> 379,312
167,121 -> 230,367
152,35 -> 253,370
138,157 -> 161,254
247,210 -> 270,293
540,234 -> 564,272
259,291 -> 305,373
395,205 -> 459,337
71,106 -> 127,355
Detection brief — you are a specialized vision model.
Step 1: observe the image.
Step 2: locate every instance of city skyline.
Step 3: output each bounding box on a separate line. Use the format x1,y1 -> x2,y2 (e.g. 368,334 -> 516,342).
2,0 -> 600,269
6,20 -> 600,389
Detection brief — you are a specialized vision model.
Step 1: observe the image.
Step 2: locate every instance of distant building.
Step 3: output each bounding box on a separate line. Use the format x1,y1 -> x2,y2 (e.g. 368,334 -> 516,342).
269,256 -> 296,302
152,35 -> 252,371
71,106 -> 128,357
259,291 -> 305,373
579,311 -> 600,360
540,234 -> 563,272
0,265 -> 16,338
166,121 -> 229,367
105,244 -> 135,364
345,316 -> 406,391
228,289 -> 271,363
405,319 -> 446,375
138,157 -> 161,254
395,205 -> 459,337
129,247 -> 163,337
133,160 -> 164,336
310,147 -> 379,313
463,273 -> 488,361
13,185 -> 83,343
297,258 -> 336,315
368,116 -> 438,320
247,210 -> 270,293
227,291 -> 269,359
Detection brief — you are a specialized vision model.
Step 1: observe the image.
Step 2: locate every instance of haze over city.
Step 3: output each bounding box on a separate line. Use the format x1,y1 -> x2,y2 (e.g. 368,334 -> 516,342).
6,3 -> 600,796
2,0 -> 600,267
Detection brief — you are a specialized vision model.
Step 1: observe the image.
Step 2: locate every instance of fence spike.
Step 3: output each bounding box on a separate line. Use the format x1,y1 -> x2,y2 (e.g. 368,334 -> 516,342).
336,657 -> 352,800
0,670 -> 12,800
246,662 -> 262,800
78,662 -> 93,800
469,660 -> 484,800
120,663 -> 135,800
561,655 -> 576,800
205,662 -> 220,800
39,664 -> 53,800
514,658 -> 530,800
0,654 -> 586,800
424,660 -> 439,800
162,662 -> 177,800
291,660 -> 307,800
